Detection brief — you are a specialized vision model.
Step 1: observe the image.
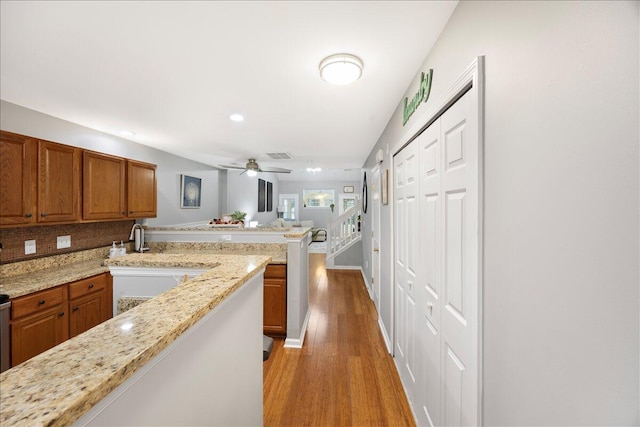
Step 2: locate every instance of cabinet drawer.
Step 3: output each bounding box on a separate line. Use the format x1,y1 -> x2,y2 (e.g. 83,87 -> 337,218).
12,286 -> 66,319
264,264 -> 286,279
69,274 -> 107,300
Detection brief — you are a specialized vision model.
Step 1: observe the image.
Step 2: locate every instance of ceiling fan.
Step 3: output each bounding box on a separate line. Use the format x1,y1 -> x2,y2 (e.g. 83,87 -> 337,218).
218,158 -> 291,176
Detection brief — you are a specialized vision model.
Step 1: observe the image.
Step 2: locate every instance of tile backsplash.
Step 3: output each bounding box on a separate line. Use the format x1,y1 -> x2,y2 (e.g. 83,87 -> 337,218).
0,220 -> 134,264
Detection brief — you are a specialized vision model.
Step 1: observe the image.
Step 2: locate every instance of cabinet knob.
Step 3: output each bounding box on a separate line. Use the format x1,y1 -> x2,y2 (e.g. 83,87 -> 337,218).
25,213 -> 33,218
73,306 -> 79,312
38,300 -> 46,305
41,212 -> 48,217
121,211 -> 126,215
88,284 -> 94,289
58,311 -> 65,317
129,211 -> 134,214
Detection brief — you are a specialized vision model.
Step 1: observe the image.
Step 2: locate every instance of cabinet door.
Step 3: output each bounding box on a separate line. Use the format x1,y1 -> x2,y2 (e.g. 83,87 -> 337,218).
38,140 -> 81,223
263,264 -> 287,336
0,131 -> 37,226
127,160 -> 157,218
83,151 -> 126,220
69,292 -> 106,337
11,305 -> 68,366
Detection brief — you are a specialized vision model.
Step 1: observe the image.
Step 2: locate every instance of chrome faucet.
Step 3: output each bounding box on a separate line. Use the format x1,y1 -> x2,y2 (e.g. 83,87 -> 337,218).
129,223 -> 148,253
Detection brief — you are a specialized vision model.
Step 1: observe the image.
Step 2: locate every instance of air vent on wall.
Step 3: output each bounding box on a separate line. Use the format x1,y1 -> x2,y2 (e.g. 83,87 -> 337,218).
266,152 -> 292,160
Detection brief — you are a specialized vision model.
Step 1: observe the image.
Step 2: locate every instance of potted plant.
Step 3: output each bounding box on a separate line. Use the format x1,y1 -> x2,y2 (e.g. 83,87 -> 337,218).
330,203 -> 335,213
230,211 -> 247,224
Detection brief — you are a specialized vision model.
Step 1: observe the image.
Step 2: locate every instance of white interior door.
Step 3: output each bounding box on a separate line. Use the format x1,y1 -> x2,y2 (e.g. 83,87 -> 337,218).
439,90 -> 478,427
416,119 -> 442,427
372,167 -> 381,311
393,88 -> 480,427
393,142 -> 419,403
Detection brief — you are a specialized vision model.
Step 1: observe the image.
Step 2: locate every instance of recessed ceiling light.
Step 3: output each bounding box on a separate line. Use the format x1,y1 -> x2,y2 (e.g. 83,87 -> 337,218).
230,113 -> 244,122
306,167 -> 322,173
319,53 -> 363,85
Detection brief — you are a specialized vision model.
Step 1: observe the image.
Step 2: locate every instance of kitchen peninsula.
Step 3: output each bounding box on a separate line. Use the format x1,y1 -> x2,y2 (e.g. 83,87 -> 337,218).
0,253 -> 270,426
144,224 -> 312,348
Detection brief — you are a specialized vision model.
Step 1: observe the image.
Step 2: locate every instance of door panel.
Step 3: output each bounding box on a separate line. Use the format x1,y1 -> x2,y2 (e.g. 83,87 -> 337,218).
394,88 -> 479,427
440,91 -> 478,426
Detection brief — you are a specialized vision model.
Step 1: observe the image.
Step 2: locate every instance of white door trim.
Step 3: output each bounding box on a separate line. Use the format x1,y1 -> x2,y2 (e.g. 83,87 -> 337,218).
390,56 -> 485,425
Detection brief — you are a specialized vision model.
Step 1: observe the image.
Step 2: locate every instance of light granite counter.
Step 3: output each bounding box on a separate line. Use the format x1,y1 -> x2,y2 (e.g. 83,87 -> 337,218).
0,243 -> 286,299
0,253 -> 271,427
145,224 -> 311,239
0,247 -> 113,299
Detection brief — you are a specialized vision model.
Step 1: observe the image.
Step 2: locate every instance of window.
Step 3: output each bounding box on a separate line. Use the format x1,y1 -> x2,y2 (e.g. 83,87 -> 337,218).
278,194 -> 298,220
339,194 -> 358,215
303,189 -> 335,208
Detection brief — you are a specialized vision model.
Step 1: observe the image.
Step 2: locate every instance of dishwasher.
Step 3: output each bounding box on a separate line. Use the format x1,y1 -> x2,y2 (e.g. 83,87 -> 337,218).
0,294 -> 10,373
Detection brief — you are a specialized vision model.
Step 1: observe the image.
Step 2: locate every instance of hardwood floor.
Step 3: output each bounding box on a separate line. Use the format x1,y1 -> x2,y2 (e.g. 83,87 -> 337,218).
264,254 -> 416,426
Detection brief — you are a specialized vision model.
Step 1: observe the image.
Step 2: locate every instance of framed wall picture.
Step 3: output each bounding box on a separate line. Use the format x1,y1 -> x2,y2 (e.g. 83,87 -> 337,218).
267,181 -> 273,212
258,179 -> 266,212
382,169 -> 389,205
180,174 -> 202,208
343,185 -> 354,193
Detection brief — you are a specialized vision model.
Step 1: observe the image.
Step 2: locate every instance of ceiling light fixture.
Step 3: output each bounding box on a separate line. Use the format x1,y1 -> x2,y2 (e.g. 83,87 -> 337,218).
319,53 -> 363,85
229,113 -> 244,122
306,167 -> 322,173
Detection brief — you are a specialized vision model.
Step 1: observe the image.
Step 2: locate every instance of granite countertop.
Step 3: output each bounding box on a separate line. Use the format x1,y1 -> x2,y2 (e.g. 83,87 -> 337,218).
146,224 -> 312,239
151,241 -> 287,264
0,243 -> 286,299
0,253 -> 271,427
0,259 -> 109,299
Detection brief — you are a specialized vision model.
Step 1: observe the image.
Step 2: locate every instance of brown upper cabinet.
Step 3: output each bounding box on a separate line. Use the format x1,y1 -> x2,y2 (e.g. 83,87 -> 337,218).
38,140 -> 81,223
0,130 -> 157,227
83,151 -> 126,220
0,131 -> 37,226
127,160 -> 157,218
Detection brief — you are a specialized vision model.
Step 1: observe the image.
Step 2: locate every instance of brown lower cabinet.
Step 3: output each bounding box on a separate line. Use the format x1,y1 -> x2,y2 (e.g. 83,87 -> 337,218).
263,264 -> 287,337
11,273 -> 112,367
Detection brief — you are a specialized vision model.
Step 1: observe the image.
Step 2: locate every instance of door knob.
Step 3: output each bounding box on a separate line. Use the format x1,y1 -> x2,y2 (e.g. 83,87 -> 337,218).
373,248 -> 379,253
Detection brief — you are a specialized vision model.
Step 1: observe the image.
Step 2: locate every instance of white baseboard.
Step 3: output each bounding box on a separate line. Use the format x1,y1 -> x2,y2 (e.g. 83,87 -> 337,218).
378,316 -> 392,354
327,265 -> 360,270
284,308 -> 311,349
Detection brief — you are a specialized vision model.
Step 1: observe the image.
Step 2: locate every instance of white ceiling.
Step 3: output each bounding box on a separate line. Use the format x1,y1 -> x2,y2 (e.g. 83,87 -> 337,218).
0,1 -> 457,181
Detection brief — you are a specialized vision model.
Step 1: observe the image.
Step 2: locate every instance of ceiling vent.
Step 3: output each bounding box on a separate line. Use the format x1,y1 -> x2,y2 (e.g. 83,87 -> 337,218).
266,152 -> 293,160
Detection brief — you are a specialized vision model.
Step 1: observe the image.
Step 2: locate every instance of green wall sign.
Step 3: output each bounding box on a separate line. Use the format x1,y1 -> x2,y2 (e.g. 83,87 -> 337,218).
402,69 -> 433,126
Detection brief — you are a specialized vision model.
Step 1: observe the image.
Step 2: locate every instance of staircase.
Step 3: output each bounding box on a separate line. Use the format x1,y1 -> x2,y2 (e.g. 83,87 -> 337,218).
325,200 -> 362,268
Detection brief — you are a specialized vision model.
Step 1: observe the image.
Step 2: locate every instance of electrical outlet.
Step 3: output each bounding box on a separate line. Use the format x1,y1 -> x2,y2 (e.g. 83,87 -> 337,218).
57,235 -> 71,249
25,240 -> 36,255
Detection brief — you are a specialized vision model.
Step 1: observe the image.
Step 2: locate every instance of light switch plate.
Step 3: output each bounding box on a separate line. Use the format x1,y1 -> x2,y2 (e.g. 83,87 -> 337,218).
57,235 -> 71,249
25,239 -> 36,255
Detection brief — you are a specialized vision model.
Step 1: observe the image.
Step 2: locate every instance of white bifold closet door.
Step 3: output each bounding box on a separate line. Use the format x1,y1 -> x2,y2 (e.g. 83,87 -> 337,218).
394,89 -> 479,427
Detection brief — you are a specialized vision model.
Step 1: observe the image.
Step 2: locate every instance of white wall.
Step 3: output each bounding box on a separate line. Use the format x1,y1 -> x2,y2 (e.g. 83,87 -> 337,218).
0,101 -> 221,226
226,170 -> 279,225
362,1 -> 639,425
278,180 -> 361,228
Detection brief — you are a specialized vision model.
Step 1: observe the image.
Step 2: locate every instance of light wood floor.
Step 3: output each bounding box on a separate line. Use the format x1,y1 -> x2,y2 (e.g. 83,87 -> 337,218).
263,254 -> 416,426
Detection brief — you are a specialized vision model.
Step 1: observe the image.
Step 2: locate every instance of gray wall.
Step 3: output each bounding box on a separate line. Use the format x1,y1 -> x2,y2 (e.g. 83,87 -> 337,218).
226,170 -> 279,225
278,180 -> 361,228
361,1 -> 639,425
0,101 -> 221,226
334,240 -> 363,268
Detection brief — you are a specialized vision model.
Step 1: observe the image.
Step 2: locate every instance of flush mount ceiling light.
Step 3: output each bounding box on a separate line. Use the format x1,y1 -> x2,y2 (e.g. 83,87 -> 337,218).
319,53 -> 363,85
229,113 -> 244,122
